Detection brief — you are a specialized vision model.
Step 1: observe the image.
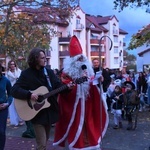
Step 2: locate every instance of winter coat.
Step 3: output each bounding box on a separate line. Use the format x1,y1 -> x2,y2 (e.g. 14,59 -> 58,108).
124,90 -> 139,106
11,67 -> 63,125
110,91 -> 123,110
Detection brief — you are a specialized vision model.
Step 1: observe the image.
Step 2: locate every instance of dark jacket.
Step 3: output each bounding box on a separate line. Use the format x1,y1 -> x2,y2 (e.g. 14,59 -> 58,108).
110,91 -> 123,110
11,67 -> 63,125
93,67 -> 111,92
124,90 -> 139,106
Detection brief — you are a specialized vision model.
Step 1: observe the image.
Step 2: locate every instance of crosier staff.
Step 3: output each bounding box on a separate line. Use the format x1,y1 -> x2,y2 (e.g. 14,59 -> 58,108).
99,35 -> 113,148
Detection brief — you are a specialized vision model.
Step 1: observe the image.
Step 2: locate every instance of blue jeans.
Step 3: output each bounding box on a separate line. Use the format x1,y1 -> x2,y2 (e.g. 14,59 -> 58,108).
0,108 -> 8,150
140,94 -> 146,107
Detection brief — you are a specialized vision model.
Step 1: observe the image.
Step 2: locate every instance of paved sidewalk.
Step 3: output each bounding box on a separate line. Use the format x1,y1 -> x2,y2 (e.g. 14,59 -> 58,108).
5,110 -> 150,150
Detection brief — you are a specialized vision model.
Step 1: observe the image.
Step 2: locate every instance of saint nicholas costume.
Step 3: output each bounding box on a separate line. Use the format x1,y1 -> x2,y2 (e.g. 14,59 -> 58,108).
53,36 -> 109,150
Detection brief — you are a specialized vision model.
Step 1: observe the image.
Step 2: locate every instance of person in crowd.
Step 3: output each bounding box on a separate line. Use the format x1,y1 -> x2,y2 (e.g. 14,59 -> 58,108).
5,60 -> 23,126
128,72 -> 136,88
136,72 -> 147,111
123,81 -> 140,130
53,35 -> 108,150
106,77 -> 117,111
110,85 -> 123,129
0,62 -> 13,150
92,58 -> 111,92
11,47 -> 67,150
146,69 -> 150,111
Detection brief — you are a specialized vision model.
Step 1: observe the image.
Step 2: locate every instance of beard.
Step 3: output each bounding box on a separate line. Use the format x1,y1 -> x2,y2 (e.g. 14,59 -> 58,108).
62,54 -> 94,98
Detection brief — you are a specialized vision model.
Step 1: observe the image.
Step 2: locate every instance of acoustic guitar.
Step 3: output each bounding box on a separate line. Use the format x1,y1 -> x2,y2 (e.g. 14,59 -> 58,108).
14,76 -> 87,121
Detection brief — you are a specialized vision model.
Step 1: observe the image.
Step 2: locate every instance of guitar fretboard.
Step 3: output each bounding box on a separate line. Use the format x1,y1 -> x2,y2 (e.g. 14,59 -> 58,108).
43,84 -> 68,99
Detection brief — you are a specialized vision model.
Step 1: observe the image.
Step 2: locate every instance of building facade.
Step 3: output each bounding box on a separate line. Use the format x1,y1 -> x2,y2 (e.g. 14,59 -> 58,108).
1,6 -> 128,71
50,7 -> 128,70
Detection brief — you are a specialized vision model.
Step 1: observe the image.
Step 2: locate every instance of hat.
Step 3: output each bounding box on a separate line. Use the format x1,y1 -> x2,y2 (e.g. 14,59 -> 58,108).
114,79 -> 121,87
124,81 -> 135,90
69,35 -> 82,57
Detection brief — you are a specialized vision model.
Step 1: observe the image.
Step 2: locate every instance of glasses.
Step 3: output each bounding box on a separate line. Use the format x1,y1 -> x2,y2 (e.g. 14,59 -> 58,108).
10,63 -> 15,65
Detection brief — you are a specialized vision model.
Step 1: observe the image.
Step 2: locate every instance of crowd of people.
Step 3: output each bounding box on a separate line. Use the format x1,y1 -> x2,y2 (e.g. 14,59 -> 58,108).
0,35 -> 150,150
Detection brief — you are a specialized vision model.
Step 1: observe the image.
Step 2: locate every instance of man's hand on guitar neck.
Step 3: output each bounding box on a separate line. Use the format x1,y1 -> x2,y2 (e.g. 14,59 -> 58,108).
30,93 -> 39,101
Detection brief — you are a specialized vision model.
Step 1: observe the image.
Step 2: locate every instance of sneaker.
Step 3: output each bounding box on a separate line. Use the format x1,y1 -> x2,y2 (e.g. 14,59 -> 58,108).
139,107 -> 143,112
113,125 -> 119,129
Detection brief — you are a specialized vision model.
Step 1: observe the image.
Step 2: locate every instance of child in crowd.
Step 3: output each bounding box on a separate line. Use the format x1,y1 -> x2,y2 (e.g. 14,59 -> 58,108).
110,85 -> 124,129
124,81 -> 140,130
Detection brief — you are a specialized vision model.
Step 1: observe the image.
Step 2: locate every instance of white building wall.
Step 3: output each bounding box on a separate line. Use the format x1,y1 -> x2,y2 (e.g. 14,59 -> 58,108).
48,9 -> 126,70
50,36 -> 59,69
136,44 -> 150,72
143,51 -> 150,64
70,8 -> 86,55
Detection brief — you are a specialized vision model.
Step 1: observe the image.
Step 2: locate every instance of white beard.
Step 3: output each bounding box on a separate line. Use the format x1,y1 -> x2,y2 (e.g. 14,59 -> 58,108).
63,54 -> 94,98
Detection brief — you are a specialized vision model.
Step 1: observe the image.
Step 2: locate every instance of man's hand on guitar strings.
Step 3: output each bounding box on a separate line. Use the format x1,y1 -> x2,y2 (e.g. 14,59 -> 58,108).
67,82 -> 75,89
30,93 -> 39,101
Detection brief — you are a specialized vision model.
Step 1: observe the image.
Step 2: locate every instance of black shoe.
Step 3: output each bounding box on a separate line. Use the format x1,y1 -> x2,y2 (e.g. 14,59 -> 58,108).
127,123 -> 133,130
119,122 -> 123,128
22,131 -> 35,138
126,126 -> 132,130
113,125 -> 119,129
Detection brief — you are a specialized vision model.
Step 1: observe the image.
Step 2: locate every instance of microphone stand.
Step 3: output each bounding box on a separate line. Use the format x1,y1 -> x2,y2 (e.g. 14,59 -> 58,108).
99,35 -> 113,149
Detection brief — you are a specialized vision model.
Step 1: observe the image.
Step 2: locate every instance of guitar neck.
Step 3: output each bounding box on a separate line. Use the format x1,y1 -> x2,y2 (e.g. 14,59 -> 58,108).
43,84 -> 68,99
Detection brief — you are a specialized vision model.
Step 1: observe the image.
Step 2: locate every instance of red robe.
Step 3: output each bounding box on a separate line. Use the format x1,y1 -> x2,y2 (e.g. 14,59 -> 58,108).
53,80 -> 109,150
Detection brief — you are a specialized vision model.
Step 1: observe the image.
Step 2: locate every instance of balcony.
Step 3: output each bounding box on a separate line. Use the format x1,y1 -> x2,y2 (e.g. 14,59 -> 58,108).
90,51 -> 105,57
59,50 -> 69,57
76,23 -> 84,31
59,37 -> 71,44
90,39 -> 99,46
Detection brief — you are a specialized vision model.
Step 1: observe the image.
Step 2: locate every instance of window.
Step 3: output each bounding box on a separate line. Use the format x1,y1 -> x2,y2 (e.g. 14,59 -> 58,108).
91,33 -> 99,39
114,36 -> 118,43
91,46 -> 98,51
114,47 -> 118,53
119,41 -> 122,47
90,24 -> 95,28
114,57 -> 119,64
74,31 -> 80,38
76,18 -> 80,25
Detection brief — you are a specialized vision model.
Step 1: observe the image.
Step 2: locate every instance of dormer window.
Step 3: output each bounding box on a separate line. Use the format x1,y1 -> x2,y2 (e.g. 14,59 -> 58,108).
90,24 -> 95,28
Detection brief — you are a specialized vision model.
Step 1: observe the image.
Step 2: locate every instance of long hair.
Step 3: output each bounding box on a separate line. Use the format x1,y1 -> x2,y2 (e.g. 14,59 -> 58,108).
7,60 -> 18,71
27,47 -> 45,68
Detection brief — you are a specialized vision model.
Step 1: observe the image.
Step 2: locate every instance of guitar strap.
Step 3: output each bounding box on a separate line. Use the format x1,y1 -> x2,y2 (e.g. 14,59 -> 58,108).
44,67 -> 52,88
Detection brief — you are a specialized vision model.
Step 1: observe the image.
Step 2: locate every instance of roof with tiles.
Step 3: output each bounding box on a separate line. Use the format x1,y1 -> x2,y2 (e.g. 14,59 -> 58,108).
14,6 -> 69,26
86,14 -> 108,33
86,14 -> 128,35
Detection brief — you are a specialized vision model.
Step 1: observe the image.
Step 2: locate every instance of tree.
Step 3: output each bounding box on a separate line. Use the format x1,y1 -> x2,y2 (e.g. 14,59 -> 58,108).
0,0 -> 78,69
113,0 -> 150,50
128,24 -> 150,50
124,51 -> 136,71
113,0 -> 150,13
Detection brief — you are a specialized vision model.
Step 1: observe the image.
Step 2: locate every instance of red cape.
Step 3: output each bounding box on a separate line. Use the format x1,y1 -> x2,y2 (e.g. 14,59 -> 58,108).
53,83 -> 109,150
